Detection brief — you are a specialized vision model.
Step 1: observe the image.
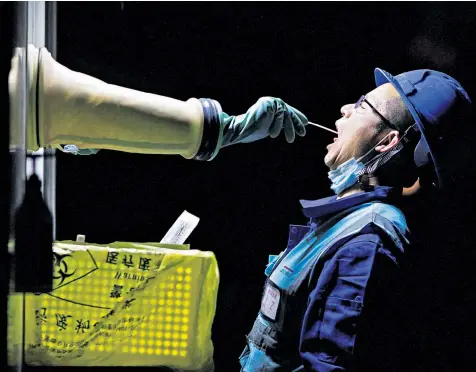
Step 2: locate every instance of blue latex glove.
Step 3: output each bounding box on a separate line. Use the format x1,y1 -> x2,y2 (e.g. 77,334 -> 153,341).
219,97 -> 308,148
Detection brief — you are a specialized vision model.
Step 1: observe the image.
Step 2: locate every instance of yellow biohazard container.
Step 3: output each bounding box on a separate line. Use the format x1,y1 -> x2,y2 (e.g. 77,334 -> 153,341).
8,241 -> 219,371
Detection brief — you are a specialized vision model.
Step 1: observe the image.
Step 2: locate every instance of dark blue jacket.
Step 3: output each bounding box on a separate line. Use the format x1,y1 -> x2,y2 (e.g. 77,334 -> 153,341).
239,186 -> 411,372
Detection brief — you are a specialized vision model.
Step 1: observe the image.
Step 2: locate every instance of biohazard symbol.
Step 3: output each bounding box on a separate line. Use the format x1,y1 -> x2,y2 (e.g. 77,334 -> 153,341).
53,252 -> 76,285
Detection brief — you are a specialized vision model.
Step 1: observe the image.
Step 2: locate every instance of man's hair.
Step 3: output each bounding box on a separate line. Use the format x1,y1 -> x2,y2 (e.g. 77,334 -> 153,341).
374,95 -> 414,135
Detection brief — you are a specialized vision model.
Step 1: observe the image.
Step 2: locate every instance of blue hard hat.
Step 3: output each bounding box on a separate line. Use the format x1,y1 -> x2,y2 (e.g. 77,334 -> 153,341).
374,68 -> 472,188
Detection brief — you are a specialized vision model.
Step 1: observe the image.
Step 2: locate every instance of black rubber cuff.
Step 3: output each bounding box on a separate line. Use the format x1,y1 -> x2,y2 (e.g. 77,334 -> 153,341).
193,98 -> 222,161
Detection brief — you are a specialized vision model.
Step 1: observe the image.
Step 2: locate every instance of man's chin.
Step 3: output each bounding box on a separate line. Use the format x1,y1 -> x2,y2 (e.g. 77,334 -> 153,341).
324,153 -> 336,170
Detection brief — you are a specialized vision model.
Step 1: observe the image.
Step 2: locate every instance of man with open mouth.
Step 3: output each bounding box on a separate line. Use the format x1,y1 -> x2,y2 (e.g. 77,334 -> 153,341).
238,68 -> 472,372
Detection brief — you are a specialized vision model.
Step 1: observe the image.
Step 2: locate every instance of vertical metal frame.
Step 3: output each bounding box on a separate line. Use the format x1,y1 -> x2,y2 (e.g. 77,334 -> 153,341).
25,1 -> 57,239
7,2 -> 57,370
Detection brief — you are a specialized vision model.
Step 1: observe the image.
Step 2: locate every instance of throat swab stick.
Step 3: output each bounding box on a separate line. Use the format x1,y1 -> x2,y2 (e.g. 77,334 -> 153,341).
307,121 -> 338,135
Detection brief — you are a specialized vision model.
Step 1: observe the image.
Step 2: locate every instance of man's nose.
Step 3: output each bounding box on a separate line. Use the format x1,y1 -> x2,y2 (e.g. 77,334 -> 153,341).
340,104 -> 354,118
336,104 -> 354,132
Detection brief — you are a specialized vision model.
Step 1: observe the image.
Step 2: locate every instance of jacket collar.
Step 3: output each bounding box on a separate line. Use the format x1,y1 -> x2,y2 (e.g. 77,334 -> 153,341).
300,186 -> 400,219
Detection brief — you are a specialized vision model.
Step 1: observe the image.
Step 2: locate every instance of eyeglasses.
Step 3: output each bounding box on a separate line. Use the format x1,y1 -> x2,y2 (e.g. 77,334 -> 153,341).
354,95 -> 399,132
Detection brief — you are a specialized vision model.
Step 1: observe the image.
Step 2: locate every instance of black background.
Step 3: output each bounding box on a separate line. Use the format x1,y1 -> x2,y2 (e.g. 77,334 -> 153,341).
10,2 -> 476,371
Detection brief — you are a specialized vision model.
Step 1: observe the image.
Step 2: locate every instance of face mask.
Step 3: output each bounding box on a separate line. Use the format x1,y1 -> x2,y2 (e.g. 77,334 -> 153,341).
328,157 -> 365,195
328,132 -> 395,195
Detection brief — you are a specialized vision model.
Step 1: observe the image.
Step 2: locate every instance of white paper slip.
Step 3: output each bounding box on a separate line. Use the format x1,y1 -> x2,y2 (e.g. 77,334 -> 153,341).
160,210 -> 200,245
76,234 -> 86,243
260,283 -> 280,321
